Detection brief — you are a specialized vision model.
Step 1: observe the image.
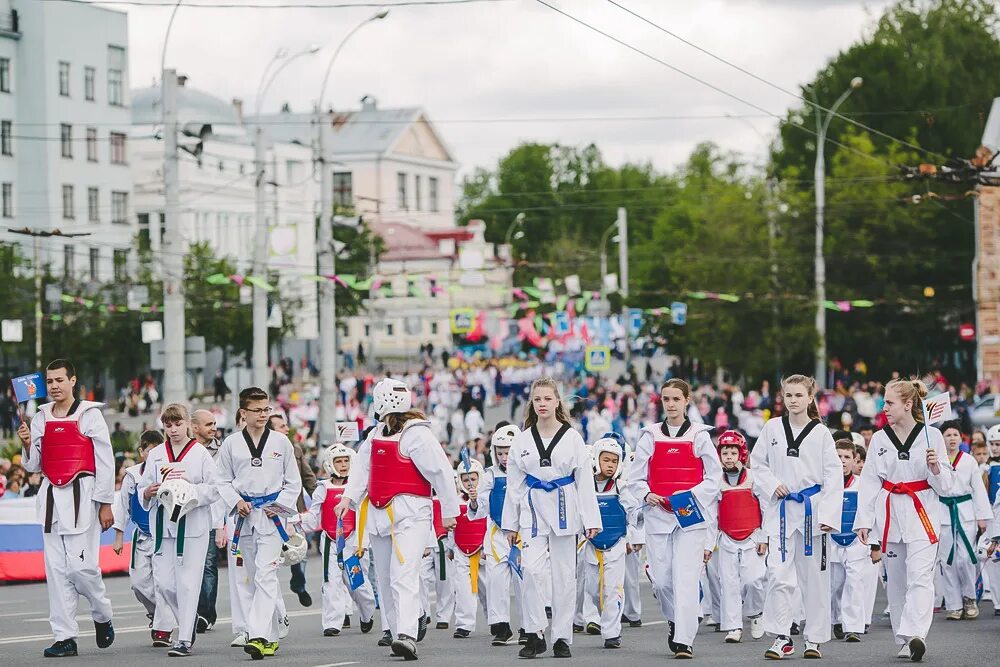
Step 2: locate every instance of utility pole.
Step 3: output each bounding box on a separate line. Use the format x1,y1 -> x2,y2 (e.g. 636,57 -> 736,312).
766,177 -> 781,376
252,126 -> 269,388
161,69 -> 186,403
617,207 -> 630,363
316,109 -> 337,444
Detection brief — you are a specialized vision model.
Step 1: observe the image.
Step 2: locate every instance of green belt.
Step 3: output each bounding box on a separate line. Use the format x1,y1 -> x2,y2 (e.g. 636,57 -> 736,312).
154,506 -> 187,561
940,494 -> 976,565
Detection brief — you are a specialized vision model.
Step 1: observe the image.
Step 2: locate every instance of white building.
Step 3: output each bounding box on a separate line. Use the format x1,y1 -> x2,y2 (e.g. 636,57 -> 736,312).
0,0 -> 133,283
130,77 -> 319,341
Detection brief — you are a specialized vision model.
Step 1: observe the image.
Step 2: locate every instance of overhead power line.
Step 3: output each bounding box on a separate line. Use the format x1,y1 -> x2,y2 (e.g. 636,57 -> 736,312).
38,0 -> 507,8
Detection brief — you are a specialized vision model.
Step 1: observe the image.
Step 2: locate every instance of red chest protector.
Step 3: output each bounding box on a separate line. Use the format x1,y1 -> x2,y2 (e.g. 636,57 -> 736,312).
648,421 -> 703,500
41,402 -> 97,488
432,498 -> 447,540
321,484 -> 356,539
368,426 -> 432,509
718,470 -> 761,542
453,503 -> 487,555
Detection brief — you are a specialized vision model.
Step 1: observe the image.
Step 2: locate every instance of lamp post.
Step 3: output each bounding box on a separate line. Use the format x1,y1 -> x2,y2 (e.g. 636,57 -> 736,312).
599,222 -> 618,299
315,9 -> 388,444
504,212 -> 526,259
813,76 -> 862,388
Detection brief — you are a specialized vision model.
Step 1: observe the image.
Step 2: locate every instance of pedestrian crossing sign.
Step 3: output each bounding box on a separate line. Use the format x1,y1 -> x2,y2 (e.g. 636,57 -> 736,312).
585,346 -> 611,372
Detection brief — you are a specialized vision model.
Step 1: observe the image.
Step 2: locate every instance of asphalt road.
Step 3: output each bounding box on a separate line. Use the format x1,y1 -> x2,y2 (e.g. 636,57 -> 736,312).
1,555 -> 997,666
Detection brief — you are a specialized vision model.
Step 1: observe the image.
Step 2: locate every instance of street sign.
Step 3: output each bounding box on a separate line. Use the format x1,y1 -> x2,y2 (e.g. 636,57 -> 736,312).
628,308 -> 643,336
150,336 -> 206,370
141,320 -> 163,343
671,302 -> 688,326
585,345 -> 612,372
553,311 -> 570,335
959,322 -> 975,341
450,308 -> 475,334
127,286 -> 149,311
1,319 -> 23,342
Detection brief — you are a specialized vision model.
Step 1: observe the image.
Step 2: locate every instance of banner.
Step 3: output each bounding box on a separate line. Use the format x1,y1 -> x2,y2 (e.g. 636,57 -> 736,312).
585,346 -> 612,372
450,308 -> 476,334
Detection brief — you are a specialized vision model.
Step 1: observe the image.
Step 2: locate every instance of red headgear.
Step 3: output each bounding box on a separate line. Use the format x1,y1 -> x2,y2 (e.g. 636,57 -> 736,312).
717,429 -> 748,465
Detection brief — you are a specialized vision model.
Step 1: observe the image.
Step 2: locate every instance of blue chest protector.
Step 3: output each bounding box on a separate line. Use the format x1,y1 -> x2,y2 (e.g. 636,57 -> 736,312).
589,493 -> 627,551
989,465 -> 1000,505
489,475 -> 507,527
831,489 -> 858,547
130,486 -> 151,535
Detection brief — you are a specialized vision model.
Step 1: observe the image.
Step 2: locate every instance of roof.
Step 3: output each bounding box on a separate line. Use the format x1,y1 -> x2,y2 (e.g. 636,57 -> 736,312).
983,98 -> 1000,153
372,221 -> 448,262
131,83 -> 244,129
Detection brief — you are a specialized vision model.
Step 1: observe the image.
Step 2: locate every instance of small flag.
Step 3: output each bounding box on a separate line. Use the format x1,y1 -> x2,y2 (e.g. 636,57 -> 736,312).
11,372 -> 46,404
459,447 -> 471,474
507,545 -> 523,579
922,393 -> 953,425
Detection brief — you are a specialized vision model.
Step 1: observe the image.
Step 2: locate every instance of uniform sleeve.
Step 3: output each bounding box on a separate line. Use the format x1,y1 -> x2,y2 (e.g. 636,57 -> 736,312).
22,410 -> 44,472
625,430 -> 653,502
299,484 -> 326,533
750,421 -> 780,501
137,451 -> 159,511
691,430 -> 722,511
573,432 -> 602,532
194,450 -> 220,509
112,472 -> 133,531
817,429 -> 845,531
967,458 -> 993,521
84,408 -> 115,505
469,470 -> 493,520
343,435 -> 373,505
501,440 -> 525,534
215,439 -> 242,512
409,426 -> 461,519
275,439 -> 303,512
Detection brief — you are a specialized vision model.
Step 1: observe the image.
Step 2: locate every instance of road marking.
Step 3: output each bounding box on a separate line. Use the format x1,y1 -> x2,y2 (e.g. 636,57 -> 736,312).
0,611 -> 37,619
312,662 -> 359,667
26,609 -> 153,623
644,620 -> 667,626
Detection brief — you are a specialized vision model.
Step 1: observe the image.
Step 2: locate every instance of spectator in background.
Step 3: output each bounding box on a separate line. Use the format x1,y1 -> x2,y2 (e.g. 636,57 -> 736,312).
464,404 -> 485,442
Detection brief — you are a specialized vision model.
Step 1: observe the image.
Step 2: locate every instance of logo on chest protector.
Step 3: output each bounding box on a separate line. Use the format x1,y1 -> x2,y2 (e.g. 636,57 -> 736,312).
667,448 -> 680,454
55,427 -> 66,433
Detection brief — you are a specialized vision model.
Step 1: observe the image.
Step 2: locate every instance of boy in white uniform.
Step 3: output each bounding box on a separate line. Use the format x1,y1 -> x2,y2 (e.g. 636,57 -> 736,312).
138,403 -> 220,657
419,494 -> 455,635
453,461 -> 489,638
216,387 -> 302,660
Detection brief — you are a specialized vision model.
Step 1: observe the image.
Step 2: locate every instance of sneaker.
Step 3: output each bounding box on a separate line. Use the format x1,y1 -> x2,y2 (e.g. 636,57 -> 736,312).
391,634 -> 418,661
897,644 -> 911,659
323,627 -> 340,637
261,641 -> 278,657
167,642 -> 192,658
865,624 -> 870,634
453,628 -> 471,639
908,637 -> 925,662
765,636 -> 794,660
703,614 -> 717,629
627,617 -> 642,627
378,630 -> 393,647
586,622 -> 601,635
604,637 -> 621,649
297,590 -> 313,607
573,623 -> 585,634
417,614 -> 429,642
435,622 -> 449,630
278,615 -> 290,639
845,632 -> 861,643
518,628 -> 528,645
152,630 -> 172,647
518,633 -> 543,659
790,622 -> 801,636
491,622 -> 514,646
43,639 -> 78,658
553,639 -> 571,658
945,609 -> 962,620
833,623 -> 844,640
343,615 -> 351,628
230,632 -> 248,648
667,621 -> 680,653
196,616 -> 209,634
674,644 -> 693,659
962,597 -> 979,619
94,620 -> 115,649
244,638 -> 267,661
750,616 -> 765,640
360,617 -> 374,634
803,641 -> 821,658
725,629 -> 742,643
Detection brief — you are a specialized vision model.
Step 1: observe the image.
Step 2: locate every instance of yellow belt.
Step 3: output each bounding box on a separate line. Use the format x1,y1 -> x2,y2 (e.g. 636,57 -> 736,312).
470,551 -> 481,595
355,497 -> 405,564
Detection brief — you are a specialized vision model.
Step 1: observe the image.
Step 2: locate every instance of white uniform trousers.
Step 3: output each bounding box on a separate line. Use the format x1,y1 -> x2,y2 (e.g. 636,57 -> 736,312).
584,544 -> 625,639
984,557 -> 1000,607
152,534 -> 209,643
320,536 -> 377,631
829,539 -> 870,633
128,530 -> 157,618
645,528 -> 706,646
485,543 -> 523,625
938,521 -> 977,610
574,544 -> 599,626
704,549 -> 722,620
863,561 -> 879,625
43,525 -> 114,642
420,544 -> 456,624
233,528 -> 284,641
762,532 -> 832,643
370,520 -> 427,639
227,540 -> 251,634
521,532 -> 577,642
883,540 -> 938,645
716,536 -> 766,632
453,549 -> 487,631
623,547 -> 644,621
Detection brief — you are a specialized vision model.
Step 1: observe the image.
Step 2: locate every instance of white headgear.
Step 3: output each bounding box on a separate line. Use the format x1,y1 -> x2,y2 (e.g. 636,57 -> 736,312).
372,378 -> 412,419
850,432 -> 865,449
592,437 -> 625,480
455,459 -> 485,494
491,424 -> 520,463
976,534 -> 999,562
322,443 -> 356,477
279,532 -> 309,567
157,478 -> 199,523
987,424 -> 1000,443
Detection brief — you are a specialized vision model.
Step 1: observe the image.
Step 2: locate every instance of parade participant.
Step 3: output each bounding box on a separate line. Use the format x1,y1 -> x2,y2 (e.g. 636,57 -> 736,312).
138,403 -> 220,657
751,374 -> 843,660
854,379 -> 954,662
112,430 -> 173,646
626,378 -> 721,659
216,387 -> 302,660
453,460 -> 489,638
468,424 -> 524,646
712,430 -> 766,644
609,434 -> 644,629
829,439 -> 879,643
584,437 -> 630,649
502,376 -> 602,659
937,420 -> 991,620
335,377 -> 461,661
297,444 -> 376,637
419,495 -> 454,634
191,409 -> 226,636
17,359 -> 116,658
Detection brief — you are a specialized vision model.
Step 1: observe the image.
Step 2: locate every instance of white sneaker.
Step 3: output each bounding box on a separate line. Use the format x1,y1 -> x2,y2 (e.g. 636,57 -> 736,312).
725,629 -> 742,643
278,615 -> 290,639
897,644 -> 910,659
750,616 -> 765,640
231,632 -> 248,648
703,614 -> 717,627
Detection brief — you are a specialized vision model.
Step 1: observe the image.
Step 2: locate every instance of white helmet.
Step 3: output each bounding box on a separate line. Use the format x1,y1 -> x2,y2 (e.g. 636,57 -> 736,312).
592,437 -> 625,480
987,424 -> 1000,443
491,424 -> 520,462
977,534 -> 998,562
322,443 -> 356,477
279,532 -> 309,567
372,378 -> 412,419
850,432 -> 865,449
455,459 -> 485,494
157,478 -> 199,523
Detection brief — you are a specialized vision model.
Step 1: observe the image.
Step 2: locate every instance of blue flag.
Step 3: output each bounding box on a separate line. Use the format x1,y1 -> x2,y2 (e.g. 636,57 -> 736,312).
343,552 -> 366,590
11,372 -> 46,404
507,544 -> 523,579
668,491 -> 705,529
459,446 -> 471,473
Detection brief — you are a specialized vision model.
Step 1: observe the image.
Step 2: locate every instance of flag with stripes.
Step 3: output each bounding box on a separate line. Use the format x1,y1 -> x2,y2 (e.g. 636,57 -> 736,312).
922,393 -> 953,425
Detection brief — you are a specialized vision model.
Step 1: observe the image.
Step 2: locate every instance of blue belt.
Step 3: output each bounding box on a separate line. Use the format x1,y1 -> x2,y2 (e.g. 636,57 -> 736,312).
231,491 -> 289,555
779,484 -> 822,562
525,474 -> 575,537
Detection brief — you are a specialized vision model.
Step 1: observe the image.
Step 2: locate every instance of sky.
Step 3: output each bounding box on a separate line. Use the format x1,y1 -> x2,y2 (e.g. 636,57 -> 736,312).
117,0 -> 896,177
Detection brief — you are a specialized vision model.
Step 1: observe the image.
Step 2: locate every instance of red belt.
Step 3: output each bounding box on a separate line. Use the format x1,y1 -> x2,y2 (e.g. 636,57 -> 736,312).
880,479 -> 937,547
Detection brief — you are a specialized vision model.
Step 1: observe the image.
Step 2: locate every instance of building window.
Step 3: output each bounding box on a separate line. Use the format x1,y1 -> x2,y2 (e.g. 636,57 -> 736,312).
396,172 -> 407,211
364,325 -> 370,337
114,249 -> 128,281
431,321 -> 438,335
64,246 -> 75,277
415,175 -> 422,211
332,172 -> 353,208
88,188 -> 99,222
110,132 -> 127,164
1,183 -> 11,218
86,128 -> 98,162
111,191 -> 128,224
1,120 -> 11,156
429,177 -> 439,212
89,248 -> 99,281
58,61 -> 70,96
0,58 -> 9,93
84,67 -> 95,101
60,124 -> 73,159
107,46 -> 125,107
386,323 -> 394,336
62,185 -> 74,219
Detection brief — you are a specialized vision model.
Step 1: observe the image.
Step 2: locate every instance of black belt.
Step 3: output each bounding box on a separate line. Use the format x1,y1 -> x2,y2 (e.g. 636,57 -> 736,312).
43,475 -> 91,533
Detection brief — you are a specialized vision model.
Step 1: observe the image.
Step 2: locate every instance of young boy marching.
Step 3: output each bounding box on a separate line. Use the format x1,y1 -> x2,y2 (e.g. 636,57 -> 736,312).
452,460 -> 489,638
712,430 -> 767,644
419,494 -> 455,635
750,375 -> 843,660
138,403 -> 220,657
297,443 -> 377,637
216,387 -> 302,660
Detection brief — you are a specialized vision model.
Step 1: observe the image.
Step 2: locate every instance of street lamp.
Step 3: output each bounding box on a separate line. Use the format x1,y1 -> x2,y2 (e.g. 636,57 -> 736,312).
599,222 -> 618,298
504,212 -> 526,262
813,76 -> 862,388
315,9 -> 389,444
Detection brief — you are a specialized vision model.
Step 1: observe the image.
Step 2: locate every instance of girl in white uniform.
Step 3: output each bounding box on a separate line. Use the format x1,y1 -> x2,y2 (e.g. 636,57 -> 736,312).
750,374 -> 843,660
626,378 -> 721,659
502,376 -> 602,659
854,379 -> 954,662
138,403 -> 220,657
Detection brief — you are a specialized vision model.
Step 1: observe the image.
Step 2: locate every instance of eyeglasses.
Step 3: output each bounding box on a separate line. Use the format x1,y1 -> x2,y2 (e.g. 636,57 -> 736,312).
244,406 -> 274,415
